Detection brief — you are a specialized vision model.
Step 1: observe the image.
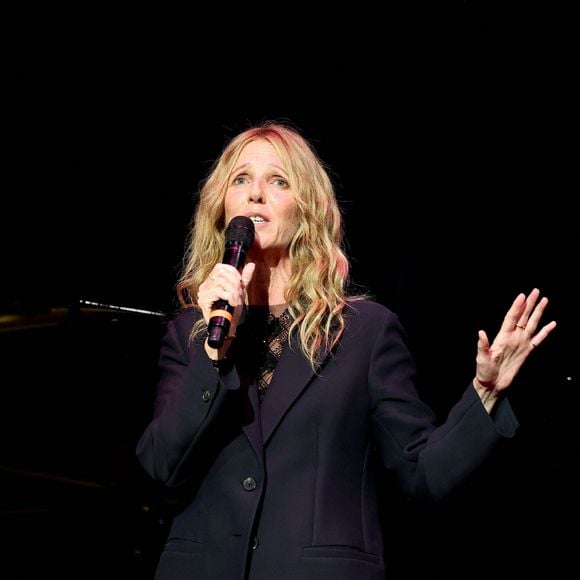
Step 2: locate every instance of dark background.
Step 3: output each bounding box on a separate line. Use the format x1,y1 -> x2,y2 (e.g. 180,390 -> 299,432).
1,4 -> 577,579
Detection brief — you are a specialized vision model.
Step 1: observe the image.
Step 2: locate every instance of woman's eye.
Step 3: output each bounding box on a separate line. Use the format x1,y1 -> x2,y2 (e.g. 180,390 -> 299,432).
232,176 -> 247,185
273,177 -> 288,187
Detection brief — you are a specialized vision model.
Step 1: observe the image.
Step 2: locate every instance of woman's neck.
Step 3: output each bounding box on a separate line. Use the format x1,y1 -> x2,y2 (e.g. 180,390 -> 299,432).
247,261 -> 290,307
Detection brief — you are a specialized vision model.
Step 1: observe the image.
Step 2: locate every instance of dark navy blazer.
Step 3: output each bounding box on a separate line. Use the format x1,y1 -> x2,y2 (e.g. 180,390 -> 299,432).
136,300 -> 518,580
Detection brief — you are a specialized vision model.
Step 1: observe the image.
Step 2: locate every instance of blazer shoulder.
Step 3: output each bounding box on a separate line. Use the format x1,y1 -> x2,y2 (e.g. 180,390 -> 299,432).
171,307 -> 198,327
345,298 -> 400,327
163,308 -> 200,343
343,299 -> 406,346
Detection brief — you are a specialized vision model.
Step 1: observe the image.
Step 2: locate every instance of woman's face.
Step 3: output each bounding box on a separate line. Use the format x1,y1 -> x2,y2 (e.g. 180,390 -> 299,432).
225,139 -> 298,256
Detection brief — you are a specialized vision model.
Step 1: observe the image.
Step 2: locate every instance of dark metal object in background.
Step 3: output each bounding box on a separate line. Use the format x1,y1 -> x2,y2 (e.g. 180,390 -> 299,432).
0,302 -> 169,578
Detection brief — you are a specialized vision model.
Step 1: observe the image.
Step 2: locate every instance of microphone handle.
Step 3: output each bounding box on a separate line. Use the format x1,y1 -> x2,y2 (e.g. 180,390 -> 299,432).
207,241 -> 248,349
207,299 -> 234,349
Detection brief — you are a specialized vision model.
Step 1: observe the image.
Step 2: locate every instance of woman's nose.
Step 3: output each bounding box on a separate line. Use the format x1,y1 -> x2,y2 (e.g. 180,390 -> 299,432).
248,179 -> 265,203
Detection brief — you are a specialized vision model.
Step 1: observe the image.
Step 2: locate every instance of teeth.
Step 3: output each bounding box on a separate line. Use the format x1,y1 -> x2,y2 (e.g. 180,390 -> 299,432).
250,216 -> 265,223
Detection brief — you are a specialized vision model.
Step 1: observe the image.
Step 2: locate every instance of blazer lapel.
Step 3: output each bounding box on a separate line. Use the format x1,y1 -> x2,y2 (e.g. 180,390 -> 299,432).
260,338 -> 323,446
240,380 -> 264,459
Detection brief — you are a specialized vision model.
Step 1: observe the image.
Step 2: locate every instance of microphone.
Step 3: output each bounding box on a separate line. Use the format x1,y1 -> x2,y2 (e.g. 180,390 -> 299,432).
207,216 -> 255,349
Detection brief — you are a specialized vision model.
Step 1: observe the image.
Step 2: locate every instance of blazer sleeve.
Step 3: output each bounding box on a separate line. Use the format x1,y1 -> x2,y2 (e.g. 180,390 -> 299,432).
135,310 -> 243,487
368,308 -> 519,501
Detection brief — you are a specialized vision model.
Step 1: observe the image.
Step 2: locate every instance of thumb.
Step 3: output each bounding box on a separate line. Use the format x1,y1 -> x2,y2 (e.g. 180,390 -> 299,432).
241,262 -> 255,288
477,330 -> 489,353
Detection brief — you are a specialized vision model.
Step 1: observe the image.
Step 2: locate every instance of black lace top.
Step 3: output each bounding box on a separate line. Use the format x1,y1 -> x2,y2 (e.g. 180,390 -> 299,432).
234,305 -> 291,404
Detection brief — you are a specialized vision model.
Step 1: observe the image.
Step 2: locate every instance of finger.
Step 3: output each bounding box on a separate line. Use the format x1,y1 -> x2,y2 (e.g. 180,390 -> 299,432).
499,293 -> 526,333
477,329 -> 490,352
475,330 -> 490,369
516,288 -> 540,328
524,295 -> 549,334
212,263 -> 239,283
241,262 -> 256,288
529,320 -> 557,349
206,272 -> 238,300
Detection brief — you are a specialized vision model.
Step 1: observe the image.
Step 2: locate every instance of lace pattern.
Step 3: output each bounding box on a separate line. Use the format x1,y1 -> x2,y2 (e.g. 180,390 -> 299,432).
235,306 -> 291,404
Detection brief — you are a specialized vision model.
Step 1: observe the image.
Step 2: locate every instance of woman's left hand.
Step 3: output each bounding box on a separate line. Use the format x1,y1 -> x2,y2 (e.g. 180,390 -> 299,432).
474,288 -> 557,394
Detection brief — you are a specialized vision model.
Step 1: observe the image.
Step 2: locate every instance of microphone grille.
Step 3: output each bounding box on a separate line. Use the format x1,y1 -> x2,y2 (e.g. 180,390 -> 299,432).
225,216 -> 255,246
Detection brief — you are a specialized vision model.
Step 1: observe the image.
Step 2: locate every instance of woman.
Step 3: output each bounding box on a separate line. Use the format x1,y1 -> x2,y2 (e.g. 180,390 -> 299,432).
136,121 -> 556,580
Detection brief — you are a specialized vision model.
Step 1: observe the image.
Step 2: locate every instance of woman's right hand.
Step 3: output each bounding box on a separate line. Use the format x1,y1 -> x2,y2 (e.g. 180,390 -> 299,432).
197,262 -> 255,338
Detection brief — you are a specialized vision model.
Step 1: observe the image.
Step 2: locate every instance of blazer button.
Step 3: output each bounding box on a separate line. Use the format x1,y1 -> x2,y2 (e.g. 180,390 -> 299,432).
251,536 -> 259,550
242,477 -> 257,491
201,390 -> 211,402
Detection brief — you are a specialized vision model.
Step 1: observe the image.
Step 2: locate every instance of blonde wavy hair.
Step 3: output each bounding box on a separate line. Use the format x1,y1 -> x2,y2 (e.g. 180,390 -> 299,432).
177,121 -> 358,368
